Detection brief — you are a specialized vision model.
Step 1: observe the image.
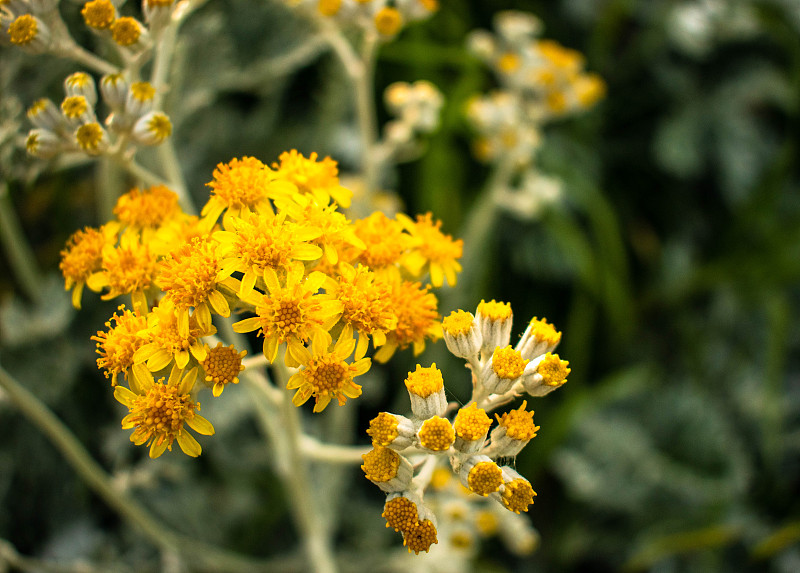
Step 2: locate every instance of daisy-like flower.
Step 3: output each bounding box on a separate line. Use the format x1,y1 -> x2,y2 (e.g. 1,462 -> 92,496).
276,195 -> 365,265
373,280 -> 441,363
272,150 -> 352,208
133,300 -> 216,371
214,211 -> 323,300
113,185 -> 180,238
350,212 -> 415,282
86,231 -> 160,312
158,237 -> 236,337
201,342 -> 246,397
286,326 -> 371,412
114,365 -> 215,458
91,305 -> 149,387
60,223 -> 119,308
232,267 -> 343,365
398,212 -> 463,287
325,263 -> 397,359
202,156 -> 296,229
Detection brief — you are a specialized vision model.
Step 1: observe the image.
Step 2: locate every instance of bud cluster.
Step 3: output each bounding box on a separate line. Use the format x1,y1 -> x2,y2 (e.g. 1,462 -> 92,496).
25,72 -> 172,159
362,299 -> 569,554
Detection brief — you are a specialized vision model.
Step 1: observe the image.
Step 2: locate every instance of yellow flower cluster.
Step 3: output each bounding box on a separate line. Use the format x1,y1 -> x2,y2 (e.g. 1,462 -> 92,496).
362,300 -> 568,554
61,150 -> 462,456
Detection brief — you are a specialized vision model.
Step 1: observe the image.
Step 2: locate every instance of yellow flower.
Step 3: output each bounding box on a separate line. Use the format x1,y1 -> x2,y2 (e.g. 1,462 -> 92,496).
373,280 -> 441,363
325,263 -> 397,359
398,212 -> 463,287
114,365 -> 215,458
91,305 -> 150,386
60,223 -> 119,308
202,156 -> 294,228
201,342 -> 246,397
286,326 -> 371,412
86,231 -> 160,312
133,300 -> 216,371
158,237 -> 235,337
276,195 -> 365,265
272,150 -> 352,208
350,212 -> 414,282
113,185 -> 181,237
214,211 -> 323,300
232,267 -> 343,365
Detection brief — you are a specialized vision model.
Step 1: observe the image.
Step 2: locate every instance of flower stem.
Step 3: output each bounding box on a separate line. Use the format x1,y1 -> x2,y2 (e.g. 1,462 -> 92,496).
0,182 -> 45,304
273,358 -> 339,573
0,364 -> 292,573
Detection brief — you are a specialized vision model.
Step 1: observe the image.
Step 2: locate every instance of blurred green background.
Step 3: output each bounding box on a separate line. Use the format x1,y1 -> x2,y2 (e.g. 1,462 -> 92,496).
2,0 -> 800,571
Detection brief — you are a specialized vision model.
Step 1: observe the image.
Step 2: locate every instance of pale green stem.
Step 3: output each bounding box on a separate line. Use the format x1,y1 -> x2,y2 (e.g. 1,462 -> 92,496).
272,358 -> 338,573
0,364 -> 295,573
113,156 -> 170,187
0,537 -> 120,573
0,182 -> 45,304
353,30 -> 380,195
59,43 -> 119,75
157,142 -> 194,214
97,157 -> 125,221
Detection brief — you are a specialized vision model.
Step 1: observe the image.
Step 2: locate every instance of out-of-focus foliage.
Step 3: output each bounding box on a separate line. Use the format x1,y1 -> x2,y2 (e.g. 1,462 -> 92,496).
3,0 -> 800,571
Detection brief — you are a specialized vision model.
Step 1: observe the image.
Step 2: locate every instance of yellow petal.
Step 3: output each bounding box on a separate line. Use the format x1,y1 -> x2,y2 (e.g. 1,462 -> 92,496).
313,394 -> 332,413
147,349 -> 174,372
186,414 -> 215,435
176,431 -> 202,457
114,385 -> 137,407
240,268 -> 257,299
149,438 -> 169,458
232,317 -> 262,333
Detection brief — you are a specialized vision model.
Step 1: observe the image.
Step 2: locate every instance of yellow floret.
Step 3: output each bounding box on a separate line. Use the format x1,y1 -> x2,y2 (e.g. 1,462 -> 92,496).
367,412 -> 399,447
8,15 -> 38,45
529,316 -> 562,346
454,403 -> 492,441
477,299 -> 512,321
430,467 -> 451,490
467,461 -> 503,496
501,478 -> 537,513
418,416 -> 455,451
361,446 -> 400,482
475,510 -> 499,536
442,310 -> 474,337
76,123 -> 105,152
404,363 -> 443,398
491,346 -> 529,380
110,17 -> 141,46
375,7 -> 403,36
130,81 -> 156,102
201,342 -> 246,397
538,353 -> 570,387
496,401 -> 539,441
403,520 -> 438,554
82,0 -> 116,29
382,496 -> 418,532
61,96 -> 88,119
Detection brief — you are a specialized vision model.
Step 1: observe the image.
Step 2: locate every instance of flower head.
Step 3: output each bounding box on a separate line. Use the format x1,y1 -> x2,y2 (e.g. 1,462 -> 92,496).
398,212 -> 463,287
113,185 -> 180,234
373,280 -> 441,363
232,267 -> 342,365
86,231 -> 160,312
215,211 -> 322,299
82,0 -> 116,30
286,327 -> 371,412
60,223 -> 118,308
92,305 -> 149,386
202,157 -> 292,227
158,237 -> 233,336
133,300 -> 215,371
201,342 -> 246,397
114,365 -> 215,458
326,263 -> 397,359
272,150 -> 352,208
